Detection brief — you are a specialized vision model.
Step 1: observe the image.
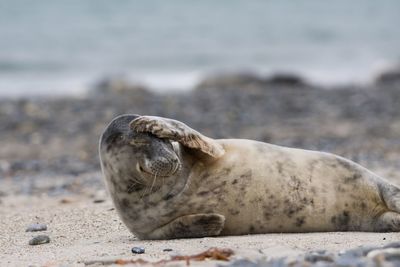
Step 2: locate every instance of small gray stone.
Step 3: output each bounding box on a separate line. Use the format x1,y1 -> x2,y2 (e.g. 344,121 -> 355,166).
359,245 -> 380,256
384,242 -> 400,249
220,259 -> 258,267
313,262 -> 336,267
338,247 -> 364,258
26,223 -> 47,232
304,252 -> 334,263
335,255 -> 375,267
131,246 -> 145,254
334,256 -> 361,267
367,248 -> 400,261
314,250 -> 328,255
29,235 -> 50,245
269,258 -> 291,267
163,248 -> 173,252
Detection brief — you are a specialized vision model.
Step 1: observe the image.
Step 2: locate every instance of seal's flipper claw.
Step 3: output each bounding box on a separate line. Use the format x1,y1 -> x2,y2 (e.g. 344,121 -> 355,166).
130,116 -> 225,158
375,212 -> 400,231
141,213 -> 225,239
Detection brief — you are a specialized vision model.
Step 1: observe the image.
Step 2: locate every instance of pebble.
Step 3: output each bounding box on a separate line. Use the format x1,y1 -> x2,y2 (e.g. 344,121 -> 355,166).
26,223 -> 47,232
367,248 -> 400,261
60,198 -> 73,204
359,245 -> 380,256
131,247 -> 145,254
335,255 -> 370,267
338,247 -> 364,258
384,242 -> 400,249
29,235 -> 50,245
304,252 -> 334,263
163,248 -> 173,252
222,258 -> 261,267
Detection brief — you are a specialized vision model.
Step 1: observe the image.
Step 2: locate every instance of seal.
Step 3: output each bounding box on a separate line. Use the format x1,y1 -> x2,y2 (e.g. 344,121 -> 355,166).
99,114 -> 400,239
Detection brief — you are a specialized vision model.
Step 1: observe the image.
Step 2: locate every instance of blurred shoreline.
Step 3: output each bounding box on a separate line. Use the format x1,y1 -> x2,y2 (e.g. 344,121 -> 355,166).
1,65 -> 399,98
2,1 -> 400,98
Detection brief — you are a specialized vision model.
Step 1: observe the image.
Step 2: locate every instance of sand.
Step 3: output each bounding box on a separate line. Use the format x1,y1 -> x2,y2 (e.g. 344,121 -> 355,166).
1,172 -> 399,266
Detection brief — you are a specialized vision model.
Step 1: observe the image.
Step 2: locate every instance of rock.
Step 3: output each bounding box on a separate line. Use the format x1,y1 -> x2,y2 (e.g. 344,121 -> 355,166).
358,245 -> 381,256
221,258 -> 260,267
28,235 -> 50,245
93,77 -> 149,95
375,68 -> 400,85
338,247 -> 365,258
131,247 -> 145,254
163,248 -> 173,252
334,255 -> 369,267
60,198 -> 73,204
367,248 -> 400,261
266,258 -> 288,267
266,73 -> 306,86
259,246 -> 304,259
195,72 -> 266,90
26,223 -> 47,232
304,251 -> 334,263
92,190 -> 107,204
334,248 -> 375,267
196,72 -> 308,92
384,242 -> 400,249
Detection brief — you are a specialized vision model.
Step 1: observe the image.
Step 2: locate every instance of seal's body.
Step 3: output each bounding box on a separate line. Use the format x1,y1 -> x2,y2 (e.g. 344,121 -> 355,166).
99,115 -> 400,239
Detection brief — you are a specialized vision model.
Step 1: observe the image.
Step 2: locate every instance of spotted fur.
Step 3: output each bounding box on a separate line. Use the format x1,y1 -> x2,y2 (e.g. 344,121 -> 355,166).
100,115 -> 400,240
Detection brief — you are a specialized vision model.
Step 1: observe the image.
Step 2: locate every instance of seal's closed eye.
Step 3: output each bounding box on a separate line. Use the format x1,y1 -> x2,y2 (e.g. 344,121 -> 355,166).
129,138 -> 150,146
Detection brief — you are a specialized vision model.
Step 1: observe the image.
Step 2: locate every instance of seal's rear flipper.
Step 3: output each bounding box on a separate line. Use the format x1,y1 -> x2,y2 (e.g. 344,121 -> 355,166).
380,182 -> 400,213
130,116 -> 225,158
375,211 -> 400,231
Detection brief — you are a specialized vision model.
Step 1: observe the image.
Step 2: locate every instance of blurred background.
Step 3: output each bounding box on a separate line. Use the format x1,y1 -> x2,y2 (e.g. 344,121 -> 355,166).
0,0 -> 399,96
0,0 -> 399,197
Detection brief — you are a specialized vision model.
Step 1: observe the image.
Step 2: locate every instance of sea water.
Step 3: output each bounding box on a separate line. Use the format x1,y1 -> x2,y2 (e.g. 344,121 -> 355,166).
0,0 -> 399,97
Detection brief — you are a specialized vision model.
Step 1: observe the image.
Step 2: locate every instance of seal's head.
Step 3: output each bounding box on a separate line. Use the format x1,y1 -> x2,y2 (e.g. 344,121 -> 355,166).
99,114 -> 181,188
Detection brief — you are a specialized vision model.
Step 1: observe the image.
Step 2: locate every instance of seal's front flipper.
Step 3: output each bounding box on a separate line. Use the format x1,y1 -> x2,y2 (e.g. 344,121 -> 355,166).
130,116 -> 225,158
141,213 -> 225,240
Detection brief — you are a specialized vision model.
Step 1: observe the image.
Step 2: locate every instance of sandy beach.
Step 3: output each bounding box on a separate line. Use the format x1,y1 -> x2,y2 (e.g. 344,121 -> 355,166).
1,187 -> 400,266
1,72 -> 400,266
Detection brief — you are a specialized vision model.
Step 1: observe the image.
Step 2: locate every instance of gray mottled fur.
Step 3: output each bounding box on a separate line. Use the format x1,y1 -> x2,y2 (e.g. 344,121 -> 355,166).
99,114 -> 400,239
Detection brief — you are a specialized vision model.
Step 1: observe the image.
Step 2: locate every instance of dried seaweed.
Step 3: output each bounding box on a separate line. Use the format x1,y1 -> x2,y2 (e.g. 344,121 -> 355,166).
85,247 -> 234,266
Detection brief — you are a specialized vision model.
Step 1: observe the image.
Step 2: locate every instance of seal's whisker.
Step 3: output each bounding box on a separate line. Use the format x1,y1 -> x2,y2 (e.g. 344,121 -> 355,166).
129,177 -> 146,185
149,171 -> 158,194
139,179 -> 151,200
139,171 -> 158,201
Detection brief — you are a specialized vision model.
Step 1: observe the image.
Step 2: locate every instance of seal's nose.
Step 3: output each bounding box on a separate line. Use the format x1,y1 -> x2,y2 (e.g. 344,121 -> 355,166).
151,157 -> 171,174
140,156 -> 180,177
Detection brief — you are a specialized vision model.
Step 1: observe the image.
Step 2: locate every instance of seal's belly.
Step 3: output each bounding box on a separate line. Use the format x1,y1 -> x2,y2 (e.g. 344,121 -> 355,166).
191,139 -> 384,234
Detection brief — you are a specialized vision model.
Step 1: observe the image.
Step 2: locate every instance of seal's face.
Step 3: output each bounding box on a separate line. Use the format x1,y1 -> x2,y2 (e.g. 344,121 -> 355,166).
100,115 -> 181,187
